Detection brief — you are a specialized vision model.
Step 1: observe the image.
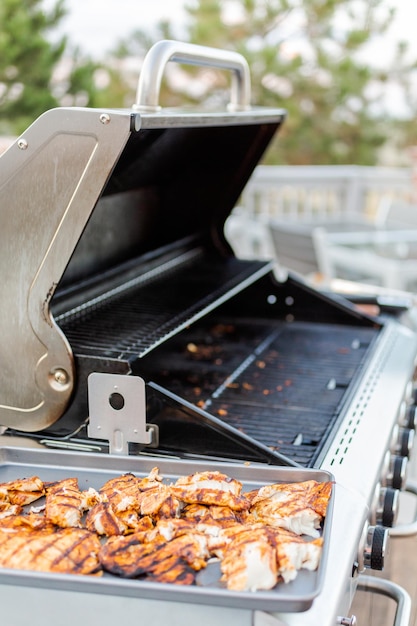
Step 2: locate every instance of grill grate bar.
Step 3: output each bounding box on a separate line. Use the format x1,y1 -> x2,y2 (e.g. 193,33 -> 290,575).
59,257 -> 271,359
141,319 -> 377,466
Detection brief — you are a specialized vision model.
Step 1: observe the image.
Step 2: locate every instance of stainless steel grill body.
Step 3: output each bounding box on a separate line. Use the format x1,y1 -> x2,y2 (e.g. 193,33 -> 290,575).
0,41 -> 416,626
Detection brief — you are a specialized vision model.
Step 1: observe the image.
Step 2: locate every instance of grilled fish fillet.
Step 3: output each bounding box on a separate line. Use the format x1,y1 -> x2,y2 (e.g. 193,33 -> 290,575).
144,553 -> 196,585
182,503 -> 241,525
0,502 -> 22,517
268,527 -> 323,583
146,518 -> 193,542
0,467 -> 330,591
0,527 -> 102,575
137,482 -> 181,518
220,526 -> 278,591
154,492 -> 182,520
87,471 -> 175,535
45,478 -> 100,528
218,524 -> 323,589
99,473 -> 141,513
170,471 -> 250,511
207,522 -> 266,559
0,512 -> 55,532
99,533 -> 163,578
99,529 -> 209,583
85,502 -> 128,536
249,480 -> 331,515
247,480 -> 331,538
0,476 -> 45,506
136,466 -> 163,490
98,468 -> 163,516
86,502 -> 153,537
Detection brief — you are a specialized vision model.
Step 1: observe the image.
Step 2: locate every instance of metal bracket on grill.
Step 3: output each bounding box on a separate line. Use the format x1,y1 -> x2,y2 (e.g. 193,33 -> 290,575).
87,373 -> 158,455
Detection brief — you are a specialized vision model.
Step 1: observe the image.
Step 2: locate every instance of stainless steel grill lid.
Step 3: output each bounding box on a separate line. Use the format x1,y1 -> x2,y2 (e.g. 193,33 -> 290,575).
0,41 -> 285,432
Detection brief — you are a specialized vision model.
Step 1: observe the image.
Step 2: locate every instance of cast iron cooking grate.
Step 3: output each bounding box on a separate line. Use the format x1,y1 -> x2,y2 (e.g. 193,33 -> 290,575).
205,323 -> 375,464
57,257 -> 269,359
141,319 -> 377,466
205,404 -> 333,466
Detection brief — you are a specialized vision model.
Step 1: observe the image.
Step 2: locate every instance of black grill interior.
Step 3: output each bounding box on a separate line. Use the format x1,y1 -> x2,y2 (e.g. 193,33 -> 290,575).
50,249 -> 379,464
57,255 -> 269,359
139,318 -> 378,466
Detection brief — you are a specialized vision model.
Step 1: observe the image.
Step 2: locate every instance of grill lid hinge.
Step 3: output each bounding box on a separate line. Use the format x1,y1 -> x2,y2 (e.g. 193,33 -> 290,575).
87,373 -> 158,455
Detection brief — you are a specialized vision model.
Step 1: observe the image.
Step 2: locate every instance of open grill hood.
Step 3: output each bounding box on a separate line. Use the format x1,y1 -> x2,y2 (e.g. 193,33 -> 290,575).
0,39 -> 399,473
0,40 -> 285,435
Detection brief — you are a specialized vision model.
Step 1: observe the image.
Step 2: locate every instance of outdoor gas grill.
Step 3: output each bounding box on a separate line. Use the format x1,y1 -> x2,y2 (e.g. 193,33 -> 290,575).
1,40 -> 417,626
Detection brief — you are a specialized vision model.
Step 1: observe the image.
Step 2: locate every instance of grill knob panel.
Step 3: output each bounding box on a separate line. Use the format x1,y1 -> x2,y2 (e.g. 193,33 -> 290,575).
376,487 -> 399,527
383,454 -> 408,490
363,525 -> 388,571
402,404 -> 417,430
394,428 -> 415,458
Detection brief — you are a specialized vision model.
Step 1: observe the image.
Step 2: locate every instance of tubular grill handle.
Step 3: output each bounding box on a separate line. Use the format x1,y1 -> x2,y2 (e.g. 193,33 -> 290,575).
357,575 -> 411,626
134,39 -> 251,111
389,480 -> 417,537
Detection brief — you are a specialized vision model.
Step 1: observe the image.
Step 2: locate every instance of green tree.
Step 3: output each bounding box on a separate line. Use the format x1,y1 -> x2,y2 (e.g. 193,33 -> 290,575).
183,0 -> 416,165
113,0 -> 417,166
106,20 -> 183,109
0,0 -> 101,135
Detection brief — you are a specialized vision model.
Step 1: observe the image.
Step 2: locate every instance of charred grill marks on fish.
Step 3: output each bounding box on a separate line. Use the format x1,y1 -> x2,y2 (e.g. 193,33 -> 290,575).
0,468 -> 332,590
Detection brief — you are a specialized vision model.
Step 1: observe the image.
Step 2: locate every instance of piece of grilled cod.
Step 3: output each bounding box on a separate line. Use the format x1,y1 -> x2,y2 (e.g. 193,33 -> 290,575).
0,527 -> 102,575
246,480 -> 332,538
170,470 -> 250,511
99,530 -> 209,584
45,478 -> 100,528
219,525 -> 323,589
219,525 -> 278,591
0,476 -> 45,506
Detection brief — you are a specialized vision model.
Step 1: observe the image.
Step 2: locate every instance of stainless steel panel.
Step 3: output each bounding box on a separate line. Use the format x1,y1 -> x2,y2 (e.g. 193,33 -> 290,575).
0,108 -> 137,431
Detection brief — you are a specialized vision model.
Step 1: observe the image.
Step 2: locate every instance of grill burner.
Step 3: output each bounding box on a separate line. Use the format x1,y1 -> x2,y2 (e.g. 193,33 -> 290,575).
139,317 -> 378,466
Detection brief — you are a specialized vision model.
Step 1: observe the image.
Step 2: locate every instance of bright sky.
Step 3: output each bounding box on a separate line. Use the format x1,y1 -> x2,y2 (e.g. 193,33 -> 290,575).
49,0 -> 187,56
44,0 -> 417,116
52,0 -> 417,60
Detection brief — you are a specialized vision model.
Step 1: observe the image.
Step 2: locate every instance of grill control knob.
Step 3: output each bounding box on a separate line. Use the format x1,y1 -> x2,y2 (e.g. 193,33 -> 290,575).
393,428 -> 415,458
363,525 -> 388,570
400,402 -> 417,430
375,487 -> 399,527
384,455 -> 408,490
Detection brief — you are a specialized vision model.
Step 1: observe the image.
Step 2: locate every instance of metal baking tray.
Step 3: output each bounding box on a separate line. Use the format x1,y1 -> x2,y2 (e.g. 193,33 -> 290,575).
0,445 -> 334,612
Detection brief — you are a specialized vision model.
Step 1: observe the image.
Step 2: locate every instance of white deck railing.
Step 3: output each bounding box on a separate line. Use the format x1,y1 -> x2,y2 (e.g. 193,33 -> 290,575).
226,165 -> 415,263
238,164 -> 414,222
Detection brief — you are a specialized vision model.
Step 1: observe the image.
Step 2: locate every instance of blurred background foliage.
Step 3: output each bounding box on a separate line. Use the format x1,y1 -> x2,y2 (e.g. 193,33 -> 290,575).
1,0 -> 417,166
0,0 -> 100,133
